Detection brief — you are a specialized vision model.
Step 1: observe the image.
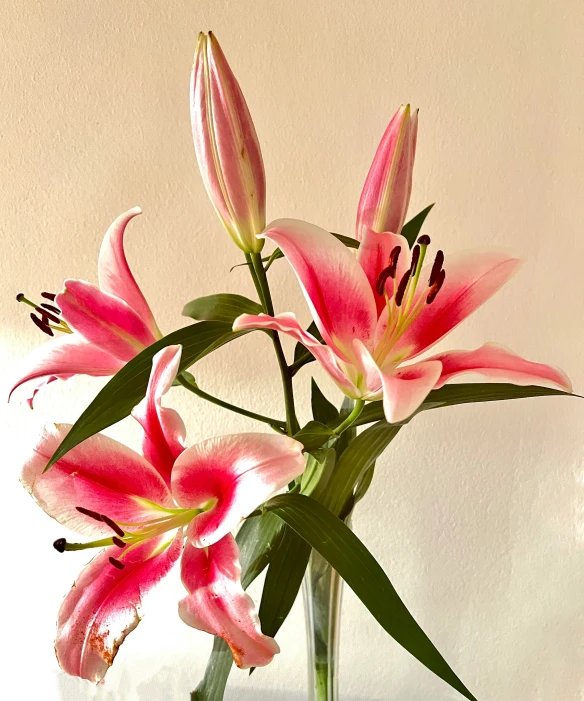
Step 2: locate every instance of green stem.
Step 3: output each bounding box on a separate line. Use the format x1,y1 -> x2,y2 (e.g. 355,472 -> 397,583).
177,373 -> 286,433
248,252 -> 300,435
332,399 -> 364,435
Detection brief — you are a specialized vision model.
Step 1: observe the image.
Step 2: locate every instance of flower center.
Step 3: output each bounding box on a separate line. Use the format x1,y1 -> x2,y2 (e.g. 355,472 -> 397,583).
53,504 -> 201,569
373,235 -> 446,366
16,292 -> 72,336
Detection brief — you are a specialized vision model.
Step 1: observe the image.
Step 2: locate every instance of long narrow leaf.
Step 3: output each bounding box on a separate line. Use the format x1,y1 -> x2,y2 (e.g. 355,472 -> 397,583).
267,493 -> 477,701
46,322 -> 245,469
182,293 -> 262,323
401,203 -> 435,247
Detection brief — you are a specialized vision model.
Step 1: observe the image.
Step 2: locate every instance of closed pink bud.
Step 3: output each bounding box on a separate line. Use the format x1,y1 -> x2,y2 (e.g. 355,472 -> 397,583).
191,33 -> 266,253
356,104 -> 418,240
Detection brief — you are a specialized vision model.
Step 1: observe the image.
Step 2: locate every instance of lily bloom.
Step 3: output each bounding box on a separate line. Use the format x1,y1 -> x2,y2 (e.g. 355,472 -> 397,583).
21,344 -> 305,681
234,220 -> 571,423
356,104 -> 417,240
10,207 -> 162,406
191,32 -> 266,253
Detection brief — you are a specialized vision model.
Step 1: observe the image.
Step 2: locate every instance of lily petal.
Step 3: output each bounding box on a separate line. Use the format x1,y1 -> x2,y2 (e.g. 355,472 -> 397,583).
429,342 -> 572,391
9,335 -> 123,405
97,207 -> 160,338
392,251 -> 522,360
380,360 -> 443,423
234,312 -> 360,397
179,535 -> 279,669
261,219 -> 377,358
132,345 -> 186,485
57,280 -> 158,361
171,433 -> 305,547
357,228 -> 411,315
21,424 -> 174,538
56,533 -> 182,682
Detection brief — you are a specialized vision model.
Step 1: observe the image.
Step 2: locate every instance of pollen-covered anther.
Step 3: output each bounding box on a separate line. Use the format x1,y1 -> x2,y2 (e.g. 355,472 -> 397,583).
426,269 -> 446,304
53,538 -> 67,553
41,302 -> 61,314
109,557 -> 125,570
35,307 -> 60,325
395,269 -> 411,307
101,514 -> 125,537
375,245 -> 402,296
417,234 -> 431,246
30,313 -> 54,336
76,506 -> 104,522
112,536 -> 126,548
429,250 -> 444,286
409,244 -> 421,274
41,292 -> 57,301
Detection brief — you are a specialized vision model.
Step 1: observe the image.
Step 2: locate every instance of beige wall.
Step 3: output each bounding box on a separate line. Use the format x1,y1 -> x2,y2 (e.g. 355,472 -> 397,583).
1,1 -> 583,700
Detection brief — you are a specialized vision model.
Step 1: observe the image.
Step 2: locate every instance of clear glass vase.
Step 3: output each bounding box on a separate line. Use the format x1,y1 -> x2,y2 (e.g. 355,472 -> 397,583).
302,547 -> 344,701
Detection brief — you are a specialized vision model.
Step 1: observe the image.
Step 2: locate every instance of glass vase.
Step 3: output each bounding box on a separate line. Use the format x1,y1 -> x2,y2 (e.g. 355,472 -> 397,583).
302,546 -> 344,701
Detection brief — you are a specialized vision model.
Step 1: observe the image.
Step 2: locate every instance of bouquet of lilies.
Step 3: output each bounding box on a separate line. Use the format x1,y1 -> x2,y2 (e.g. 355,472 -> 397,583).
10,32 -> 573,701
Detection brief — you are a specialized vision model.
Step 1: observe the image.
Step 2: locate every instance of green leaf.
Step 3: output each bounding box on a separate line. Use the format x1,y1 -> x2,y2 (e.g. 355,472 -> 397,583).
46,322 -> 244,470
294,421 -> 335,452
258,525 -> 311,638
267,494 -> 477,701
334,396 -> 357,457
324,421 -> 402,517
192,512 -> 284,701
311,378 -> 339,424
182,293 -> 262,324
401,203 -> 435,248
355,383 -> 573,427
301,448 -> 336,497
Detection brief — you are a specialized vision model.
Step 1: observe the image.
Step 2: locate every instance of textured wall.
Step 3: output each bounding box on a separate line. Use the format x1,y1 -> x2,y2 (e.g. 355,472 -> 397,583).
1,1 -> 583,700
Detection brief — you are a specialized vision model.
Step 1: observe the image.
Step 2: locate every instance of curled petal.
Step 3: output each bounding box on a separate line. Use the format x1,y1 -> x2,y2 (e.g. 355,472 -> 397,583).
8,336 -> 123,405
260,219 -> 377,359
393,250 -> 522,360
56,533 -> 182,682
234,312 -> 360,397
179,535 -> 278,668
97,207 -> 161,338
21,424 -> 174,538
172,433 -> 305,547
380,360 -> 443,423
132,345 -> 186,485
428,342 -> 572,391
57,280 -> 157,361
357,228 -> 411,315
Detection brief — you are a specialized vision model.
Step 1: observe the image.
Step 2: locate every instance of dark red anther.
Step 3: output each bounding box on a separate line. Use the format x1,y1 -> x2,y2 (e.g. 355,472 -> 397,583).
101,514 -> 125,537
429,250 -> 444,286
41,292 -> 56,301
41,302 -> 61,314
409,245 -> 420,274
395,269 -> 411,307
109,557 -> 125,570
76,506 -> 103,522
35,307 -> 60,324
30,313 -> 54,336
112,536 -> 126,548
417,234 -> 431,246
426,269 -> 446,304
387,245 -> 401,272
53,538 -> 67,553
376,267 -> 393,296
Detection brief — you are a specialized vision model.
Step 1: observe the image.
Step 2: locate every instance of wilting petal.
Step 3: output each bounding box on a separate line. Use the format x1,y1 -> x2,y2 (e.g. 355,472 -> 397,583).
357,228 -> 411,315
380,360 -> 443,423
172,433 -> 305,547
261,219 -> 377,358
21,424 -> 174,538
57,280 -> 157,361
56,533 -> 182,682
9,335 -> 123,404
428,342 -> 572,391
191,33 -> 266,253
97,207 -> 160,338
179,535 -> 278,668
132,345 -> 186,485
392,251 -> 522,360
356,105 -> 418,239
234,312 -> 360,397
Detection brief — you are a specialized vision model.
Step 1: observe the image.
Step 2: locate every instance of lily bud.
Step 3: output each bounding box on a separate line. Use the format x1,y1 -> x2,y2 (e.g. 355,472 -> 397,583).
356,104 -> 418,240
191,32 -> 266,253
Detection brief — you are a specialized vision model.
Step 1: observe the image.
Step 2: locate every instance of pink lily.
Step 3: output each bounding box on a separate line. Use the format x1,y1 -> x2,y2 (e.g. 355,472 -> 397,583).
234,220 -> 571,424
21,345 -> 305,681
356,104 -> 418,240
10,208 -> 162,406
191,32 -> 266,253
